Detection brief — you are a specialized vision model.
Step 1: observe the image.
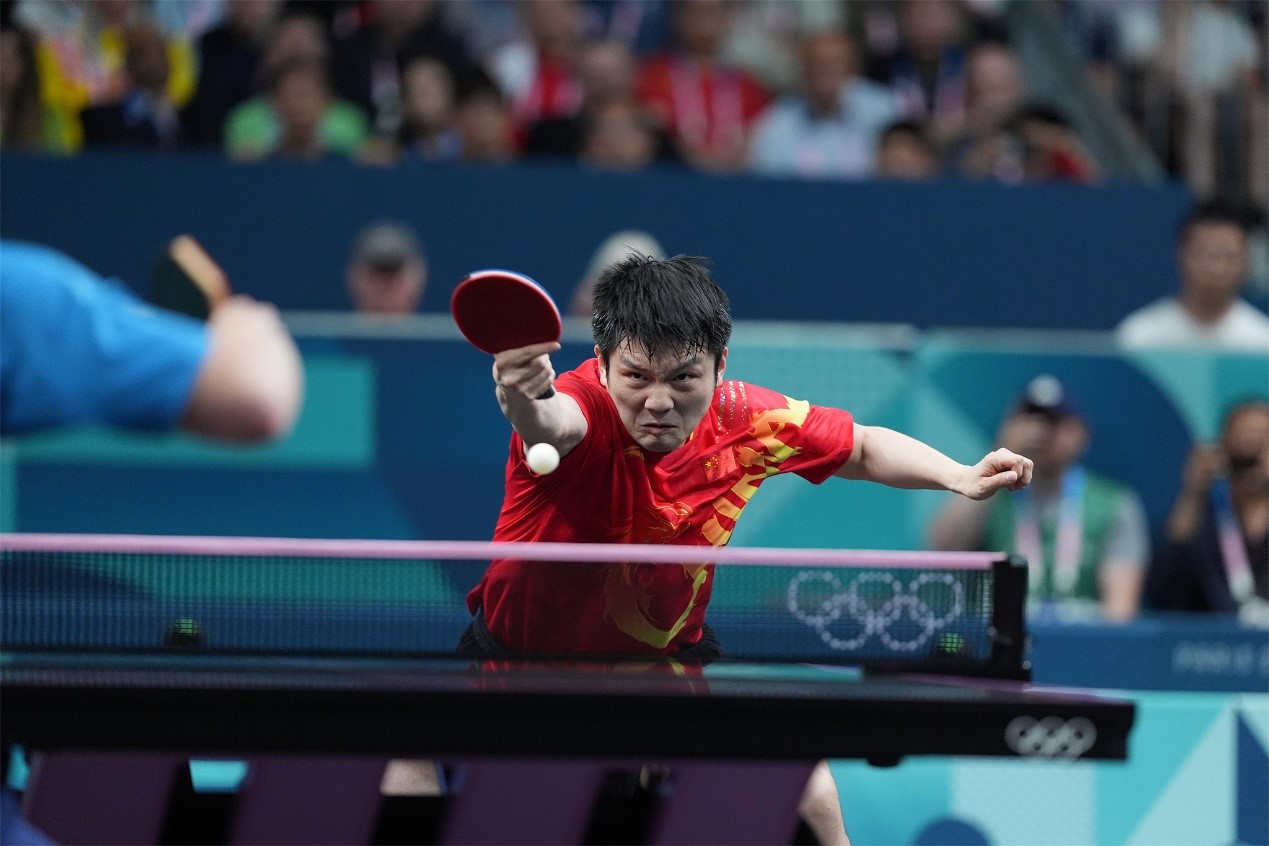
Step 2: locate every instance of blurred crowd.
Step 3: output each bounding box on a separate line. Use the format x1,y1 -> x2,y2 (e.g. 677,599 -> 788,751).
0,0 -> 1262,201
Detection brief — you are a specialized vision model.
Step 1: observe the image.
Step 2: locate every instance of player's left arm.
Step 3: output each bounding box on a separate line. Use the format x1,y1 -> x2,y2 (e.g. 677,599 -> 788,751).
835,423 -> 1033,500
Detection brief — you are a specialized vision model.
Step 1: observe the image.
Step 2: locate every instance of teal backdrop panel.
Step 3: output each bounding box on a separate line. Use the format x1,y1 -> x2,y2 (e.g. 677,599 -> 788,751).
1126,350 -> 1269,441
830,692 -> 1268,845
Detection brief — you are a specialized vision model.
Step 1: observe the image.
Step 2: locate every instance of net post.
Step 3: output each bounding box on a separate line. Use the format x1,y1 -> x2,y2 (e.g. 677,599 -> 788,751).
986,554 -> 1031,681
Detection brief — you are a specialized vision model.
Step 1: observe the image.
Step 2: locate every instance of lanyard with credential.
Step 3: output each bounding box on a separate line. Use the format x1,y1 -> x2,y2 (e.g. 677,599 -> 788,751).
1014,467 -> 1086,596
1210,478 -> 1255,603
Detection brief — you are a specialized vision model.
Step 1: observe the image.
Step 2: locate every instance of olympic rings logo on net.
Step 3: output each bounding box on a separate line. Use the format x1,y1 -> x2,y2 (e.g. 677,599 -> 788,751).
785,570 -> 965,652
1005,716 -> 1097,759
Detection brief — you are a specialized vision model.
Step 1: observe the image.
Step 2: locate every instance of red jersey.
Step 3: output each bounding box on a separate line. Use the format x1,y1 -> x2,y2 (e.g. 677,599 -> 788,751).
635,53 -> 770,156
467,359 -> 854,655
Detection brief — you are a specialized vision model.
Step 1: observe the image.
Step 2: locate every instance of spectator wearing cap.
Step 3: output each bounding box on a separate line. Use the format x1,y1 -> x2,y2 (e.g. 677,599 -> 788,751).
346,223 -> 427,315
928,375 -> 1150,621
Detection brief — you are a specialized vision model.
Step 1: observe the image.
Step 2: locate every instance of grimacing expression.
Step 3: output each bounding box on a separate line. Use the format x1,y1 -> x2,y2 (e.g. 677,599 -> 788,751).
597,342 -> 726,453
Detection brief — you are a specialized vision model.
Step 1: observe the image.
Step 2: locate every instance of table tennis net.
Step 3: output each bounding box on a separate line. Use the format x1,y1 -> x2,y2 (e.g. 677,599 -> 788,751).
0,538 -> 1028,677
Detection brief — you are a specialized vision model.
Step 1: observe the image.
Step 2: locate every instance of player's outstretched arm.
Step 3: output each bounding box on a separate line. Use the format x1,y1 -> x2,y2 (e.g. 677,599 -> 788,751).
835,424 -> 1033,500
492,342 -> 587,456
180,296 -> 304,442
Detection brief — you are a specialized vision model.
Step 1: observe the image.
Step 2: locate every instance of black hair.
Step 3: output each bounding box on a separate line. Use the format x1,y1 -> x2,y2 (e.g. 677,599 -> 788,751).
880,119 -> 934,152
1178,200 -> 1250,244
454,66 -> 507,107
1012,102 -> 1074,131
592,254 -> 731,365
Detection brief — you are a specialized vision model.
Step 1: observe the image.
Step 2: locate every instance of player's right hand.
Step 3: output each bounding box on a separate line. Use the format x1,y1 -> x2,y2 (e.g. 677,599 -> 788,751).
492,342 -> 560,402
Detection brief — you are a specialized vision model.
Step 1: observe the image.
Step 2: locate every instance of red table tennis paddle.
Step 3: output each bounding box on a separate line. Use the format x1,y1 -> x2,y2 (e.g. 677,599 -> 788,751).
452,269 -> 562,399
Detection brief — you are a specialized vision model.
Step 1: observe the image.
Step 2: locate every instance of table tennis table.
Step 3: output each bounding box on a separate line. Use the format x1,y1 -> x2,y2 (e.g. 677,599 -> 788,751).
0,535 -> 1135,844
3,653 -> 1133,845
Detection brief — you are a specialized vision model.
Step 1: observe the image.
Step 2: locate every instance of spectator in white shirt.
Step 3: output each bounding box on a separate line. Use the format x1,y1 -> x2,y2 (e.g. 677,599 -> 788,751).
748,30 -> 896,180
1117,203 -> 1269,352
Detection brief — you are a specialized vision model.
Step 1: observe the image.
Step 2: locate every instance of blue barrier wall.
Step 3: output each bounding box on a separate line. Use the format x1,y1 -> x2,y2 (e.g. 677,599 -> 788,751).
0,152 -> 1193,329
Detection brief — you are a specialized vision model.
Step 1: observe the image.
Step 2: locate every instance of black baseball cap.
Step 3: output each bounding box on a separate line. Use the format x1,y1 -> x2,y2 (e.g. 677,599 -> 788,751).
1014,374 -> 1080,419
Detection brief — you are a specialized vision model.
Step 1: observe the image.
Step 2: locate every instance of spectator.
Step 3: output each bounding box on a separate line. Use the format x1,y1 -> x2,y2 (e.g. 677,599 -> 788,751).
928,375 -> 1150,622
1146,400 -> 1269,626
1159,0 -> 1261,202
523,37 -> 641,158
0,23 -> 68,150
636,0 -> 770,172
1011,102 -> 1098,184
487,0 -> 584,139
224,15 -> 369,161
1116,203 -> 1269,351
330,0 -> 471,138
867,0 -> 968,147
360,54 -> 461,164
181,0 -> 280,147
580,96 -> 661,172
718,0 -> 846,93
948,40 -> 1027,181
81,23 -> 183,148
455,69 -> 516,164
15,0 -> 196,150
345,222 -> 428,316
569,229 -> 665,317
267,59 -> 343,162
581,0 -> 674,57
748,30 -> 897,180
875,118 -> 938,179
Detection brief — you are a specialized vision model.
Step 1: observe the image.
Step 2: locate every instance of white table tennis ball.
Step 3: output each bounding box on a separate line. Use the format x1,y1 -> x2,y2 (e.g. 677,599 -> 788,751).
526,442 -> 560,475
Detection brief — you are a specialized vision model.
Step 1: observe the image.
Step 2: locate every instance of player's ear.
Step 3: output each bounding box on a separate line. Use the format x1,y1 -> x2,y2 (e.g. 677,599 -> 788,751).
715,348 -> 728,383
595,345 -> 608,387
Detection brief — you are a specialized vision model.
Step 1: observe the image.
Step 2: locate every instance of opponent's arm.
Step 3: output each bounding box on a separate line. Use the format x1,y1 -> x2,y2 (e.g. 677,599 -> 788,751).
493,341 -> 587,455
180,296 -> 303,442
835,423 -> 1033,500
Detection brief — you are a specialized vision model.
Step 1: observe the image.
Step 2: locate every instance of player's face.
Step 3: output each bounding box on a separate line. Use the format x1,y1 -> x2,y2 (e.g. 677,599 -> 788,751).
598,342 -> 726,453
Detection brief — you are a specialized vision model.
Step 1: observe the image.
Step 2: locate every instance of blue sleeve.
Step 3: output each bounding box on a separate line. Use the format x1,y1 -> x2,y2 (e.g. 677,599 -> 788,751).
0,241 -> 210,435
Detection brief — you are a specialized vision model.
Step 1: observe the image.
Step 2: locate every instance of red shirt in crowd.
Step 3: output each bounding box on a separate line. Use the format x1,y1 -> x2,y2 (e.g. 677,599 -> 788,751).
635,54 -> 770,160
467,358 -> 854,655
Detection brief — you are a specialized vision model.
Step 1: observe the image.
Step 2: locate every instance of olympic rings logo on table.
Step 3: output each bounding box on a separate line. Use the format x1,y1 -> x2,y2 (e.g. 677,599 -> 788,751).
785,570 -> 965,652
1005,716 -> 1097,759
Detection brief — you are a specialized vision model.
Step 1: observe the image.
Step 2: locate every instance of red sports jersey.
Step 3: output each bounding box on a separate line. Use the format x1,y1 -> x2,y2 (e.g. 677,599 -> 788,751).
467,359 -> 854,655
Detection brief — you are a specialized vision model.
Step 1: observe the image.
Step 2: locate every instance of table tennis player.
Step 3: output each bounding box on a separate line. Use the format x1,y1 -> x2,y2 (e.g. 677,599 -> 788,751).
0,239 -> 303,845
463,253 -> 1034,844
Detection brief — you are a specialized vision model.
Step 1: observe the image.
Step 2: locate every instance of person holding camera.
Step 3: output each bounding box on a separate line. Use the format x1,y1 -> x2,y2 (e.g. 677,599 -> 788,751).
1146,400 -> 1269,626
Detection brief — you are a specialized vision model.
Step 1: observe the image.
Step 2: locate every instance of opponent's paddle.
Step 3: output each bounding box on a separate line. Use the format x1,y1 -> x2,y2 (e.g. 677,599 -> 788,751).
452,269 -> 562,399
151,235 -> 231,321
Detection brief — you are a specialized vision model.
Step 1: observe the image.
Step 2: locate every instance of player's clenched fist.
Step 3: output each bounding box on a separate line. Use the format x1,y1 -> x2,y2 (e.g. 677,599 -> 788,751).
958,448 -> 1034,500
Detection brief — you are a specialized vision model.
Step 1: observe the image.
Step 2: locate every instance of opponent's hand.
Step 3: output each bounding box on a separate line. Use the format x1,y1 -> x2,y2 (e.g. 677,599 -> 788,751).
492,341 -> 560,403
957,448 -> 1033,500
